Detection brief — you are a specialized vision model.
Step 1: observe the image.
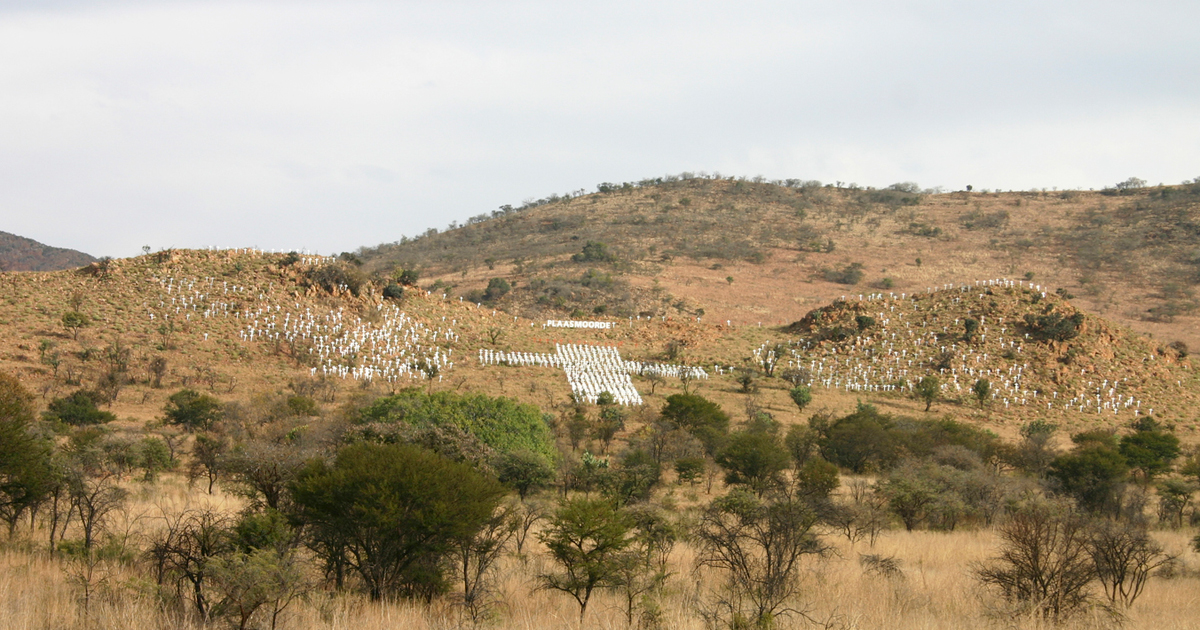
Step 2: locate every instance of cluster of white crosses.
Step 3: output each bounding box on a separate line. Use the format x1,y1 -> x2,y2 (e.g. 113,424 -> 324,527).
144,274 -> 290,327
771,279 -> 1157,417
145,270 -> 459,384
244,303 -> 459,383
544,319 -> 614,329
478,343 -> 707,405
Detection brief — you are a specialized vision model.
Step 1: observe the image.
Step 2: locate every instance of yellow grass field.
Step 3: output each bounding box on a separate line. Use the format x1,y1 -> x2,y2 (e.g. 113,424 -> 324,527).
2,474 -> 1197,630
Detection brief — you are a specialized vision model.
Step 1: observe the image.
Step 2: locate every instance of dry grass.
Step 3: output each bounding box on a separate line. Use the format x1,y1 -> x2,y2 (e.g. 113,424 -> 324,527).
3,475 -> 1198,630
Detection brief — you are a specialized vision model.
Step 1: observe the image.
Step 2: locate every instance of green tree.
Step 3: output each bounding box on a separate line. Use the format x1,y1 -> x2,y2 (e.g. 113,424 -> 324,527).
1118,419 -> 1180,483
715,431 -> 790,496
42,390 -> 116,426
571,241 -> 615,263
972,379 -> 991,409
788,386 -> 812,413
915,375 -> 940,411
674,456 -> 706,485
496,449 -> 555,500
290,442 -> 505,600
355,389 -> 556,462
963,317 -> 980,343
538,497 -> 633,621
61,311 -> 90,340
0,373 -> 55,535
1048,443 -> 1128,514
660,393 -> 730,456
163,389 -> 223,432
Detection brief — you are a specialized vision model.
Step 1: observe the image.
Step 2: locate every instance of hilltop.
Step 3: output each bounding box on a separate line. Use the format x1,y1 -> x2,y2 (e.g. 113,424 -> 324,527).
0,230 -> 97,272
356,176 -> 1200,350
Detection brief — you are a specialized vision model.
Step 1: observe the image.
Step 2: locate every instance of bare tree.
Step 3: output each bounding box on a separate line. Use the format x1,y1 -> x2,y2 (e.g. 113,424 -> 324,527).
975,501 -> 1095,621
1087,519 -> 1172,608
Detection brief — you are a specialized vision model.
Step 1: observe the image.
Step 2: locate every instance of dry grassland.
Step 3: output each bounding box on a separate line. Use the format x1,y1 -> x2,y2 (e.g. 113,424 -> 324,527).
2,475 -> 1198,630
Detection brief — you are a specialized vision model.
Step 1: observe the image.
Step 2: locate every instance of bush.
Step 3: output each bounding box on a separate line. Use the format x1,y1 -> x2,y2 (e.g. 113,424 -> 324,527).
1023,311 -> 1084,342
42,390 -> 115,426
538,497 -> 633,621
355,389 -> 556,462
0,373 -> 55,534
823,263 -> 864,285
572,241 -> 615,263
305,262 -> 368,296
163,389 -> 223,432
674,456 -> 706,485
788,386 -> 812,413
382,283 -> 405,300
483,278 -> 511,302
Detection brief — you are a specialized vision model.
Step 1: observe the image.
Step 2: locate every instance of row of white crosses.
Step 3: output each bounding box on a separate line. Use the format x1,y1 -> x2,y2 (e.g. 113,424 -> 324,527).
774,279 -> 1156,417
544,319 -> 614,329
478,343 -> 708,405
145,269 -> 458,384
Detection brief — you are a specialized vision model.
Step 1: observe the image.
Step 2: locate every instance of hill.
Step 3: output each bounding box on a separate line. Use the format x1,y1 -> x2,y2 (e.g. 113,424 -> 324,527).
0,246 -> 1195,441
355,176 -> 1200,350
0,230 -> 97,272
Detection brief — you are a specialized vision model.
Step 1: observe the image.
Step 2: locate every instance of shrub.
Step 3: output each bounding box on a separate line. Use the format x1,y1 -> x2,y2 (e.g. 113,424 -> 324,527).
572,241 -> 616,263
0,373 -> 55,534
1048,444 -> 1128,514
823,263 -> 864,285
674,456 -> 706,485
43,390 -> 116,426
695,490 -> 824,628
914,375 -> 940,411
1023,311 -> 1084,342
483,278 -> 511,302
305,262 -> 368,296
355,389 -> 556,462
1118,419 -> 1180,483
382,283 -> 405,300
788,386 -> 812,413
715,431 -> 790,496
163,389 -> 223,432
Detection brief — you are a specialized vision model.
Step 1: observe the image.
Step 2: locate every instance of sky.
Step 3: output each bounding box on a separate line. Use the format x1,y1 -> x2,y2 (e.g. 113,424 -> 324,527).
1,0 -> 1198,258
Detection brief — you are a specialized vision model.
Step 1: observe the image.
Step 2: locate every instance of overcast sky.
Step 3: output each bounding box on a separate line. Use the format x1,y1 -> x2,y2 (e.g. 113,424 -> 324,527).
2,0 -> 1197,258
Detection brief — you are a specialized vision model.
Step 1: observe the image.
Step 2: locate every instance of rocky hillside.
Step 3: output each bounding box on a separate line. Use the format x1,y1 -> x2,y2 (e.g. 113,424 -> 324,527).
0,230 -> 97,272
355,176 -> 1200,350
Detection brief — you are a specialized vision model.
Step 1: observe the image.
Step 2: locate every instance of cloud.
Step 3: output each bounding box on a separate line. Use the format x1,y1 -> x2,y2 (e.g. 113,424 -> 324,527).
0,0 -> 1197,256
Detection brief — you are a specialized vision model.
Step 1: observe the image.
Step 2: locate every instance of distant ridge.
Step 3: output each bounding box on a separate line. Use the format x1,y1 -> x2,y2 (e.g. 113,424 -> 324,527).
0,231 -> 97,272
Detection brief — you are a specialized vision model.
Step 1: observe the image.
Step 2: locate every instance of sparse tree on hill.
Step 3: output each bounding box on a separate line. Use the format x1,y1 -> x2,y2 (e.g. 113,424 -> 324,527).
788,386 -> 812,413
972,379 -> 991,409
61,311 -> 90,340
915,375 -> 940,412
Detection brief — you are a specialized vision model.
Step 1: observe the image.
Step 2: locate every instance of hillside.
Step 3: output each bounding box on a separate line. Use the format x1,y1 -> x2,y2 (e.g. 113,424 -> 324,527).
0,246 -> 1195,440
356,176 -> 1200,350
0,230 -> 97,272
